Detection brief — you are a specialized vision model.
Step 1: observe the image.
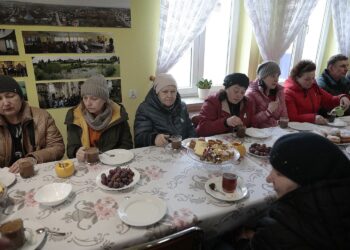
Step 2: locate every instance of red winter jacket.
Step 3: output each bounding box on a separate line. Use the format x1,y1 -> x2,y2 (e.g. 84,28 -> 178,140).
246,79 -> 288,128
196,91 -> 255,137
284,77 -> 341,123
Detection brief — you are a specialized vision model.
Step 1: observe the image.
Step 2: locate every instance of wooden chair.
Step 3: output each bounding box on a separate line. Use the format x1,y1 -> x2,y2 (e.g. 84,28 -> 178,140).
126,226 -> 204,250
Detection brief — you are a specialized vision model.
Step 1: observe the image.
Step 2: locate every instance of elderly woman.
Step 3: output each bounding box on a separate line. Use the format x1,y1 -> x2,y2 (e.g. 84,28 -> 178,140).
0,76 -> 64,173
246,61 -> 288,128
196,73 -> 255,137
65,75 -> 133,161
134,73 -> 196,148
232,133 -> 350,249
284,60 -> 350,124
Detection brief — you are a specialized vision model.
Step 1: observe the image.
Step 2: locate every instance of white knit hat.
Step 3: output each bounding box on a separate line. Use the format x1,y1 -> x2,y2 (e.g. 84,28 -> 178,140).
153,73 -> 177,94
81,75 -> 109,101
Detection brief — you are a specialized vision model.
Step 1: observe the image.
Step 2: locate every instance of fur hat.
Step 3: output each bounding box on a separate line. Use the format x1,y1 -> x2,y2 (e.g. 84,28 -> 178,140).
269,132 -> 350,186
0,75 -> 24,99
81,75 -> 109,101
257,61 -> 281,80
153,73 -> 177,94
223,73 -> 249,89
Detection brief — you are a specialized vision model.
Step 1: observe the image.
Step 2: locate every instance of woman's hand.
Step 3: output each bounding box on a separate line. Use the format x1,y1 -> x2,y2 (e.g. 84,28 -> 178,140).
76,147 -> 86,162
226,116 -> 243,127
315,115 -> 328,125
9,157 -> 37,173
340,96 -> 350,110
155,134 -> 170,147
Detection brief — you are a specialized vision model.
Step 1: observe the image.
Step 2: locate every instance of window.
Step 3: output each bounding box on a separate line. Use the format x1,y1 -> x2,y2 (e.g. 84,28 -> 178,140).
169,0 -> 239,96
279,0 -> 330,81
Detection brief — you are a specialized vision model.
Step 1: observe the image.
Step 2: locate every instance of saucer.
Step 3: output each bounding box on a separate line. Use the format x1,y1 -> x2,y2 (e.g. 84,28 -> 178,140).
205,176 -> 248,202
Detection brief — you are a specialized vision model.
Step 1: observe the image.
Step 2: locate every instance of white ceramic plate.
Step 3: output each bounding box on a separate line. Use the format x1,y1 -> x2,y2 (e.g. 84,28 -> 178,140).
327,118 -> 347,127
0,168 -> 16,187
118,194 -> 167,226
96,167 -> 140,191
247,151 -> 269,159
346,146 -> 350,154
245,128 -> 271,139
181,138 -> 196,149
34,183 -> 72,206
23,220 -> 46,250
339,116 -> 350,123
99,149 -> 134,166
187,147 -> 240,165
205,176 -> 248,202
288,122 -> 315,131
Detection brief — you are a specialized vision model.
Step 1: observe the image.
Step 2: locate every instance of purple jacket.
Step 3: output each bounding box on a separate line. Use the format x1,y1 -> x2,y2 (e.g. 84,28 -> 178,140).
245,79 -> 288,128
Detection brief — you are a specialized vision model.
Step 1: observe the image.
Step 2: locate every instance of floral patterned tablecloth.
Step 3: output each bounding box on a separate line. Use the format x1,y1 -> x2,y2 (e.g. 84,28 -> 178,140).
1,124 -> 349,250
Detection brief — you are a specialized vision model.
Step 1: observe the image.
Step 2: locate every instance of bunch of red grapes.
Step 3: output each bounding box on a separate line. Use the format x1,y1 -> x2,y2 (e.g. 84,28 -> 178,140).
101,167 -> 134,188
249,143 -> 271,156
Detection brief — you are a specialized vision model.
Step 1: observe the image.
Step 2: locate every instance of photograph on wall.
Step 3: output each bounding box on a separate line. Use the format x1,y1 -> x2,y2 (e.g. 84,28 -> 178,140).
23,31 -> 115,54
0,0 -> 131,28
0,61 -> 28,77
17,81 -> 28,100
32,55 -> 120,81
0,29 -> 19,55
36,79 -> 122,109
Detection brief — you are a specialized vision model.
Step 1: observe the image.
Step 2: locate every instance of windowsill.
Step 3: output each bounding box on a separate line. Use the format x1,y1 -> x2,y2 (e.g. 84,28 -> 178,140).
182,96 -> 204,113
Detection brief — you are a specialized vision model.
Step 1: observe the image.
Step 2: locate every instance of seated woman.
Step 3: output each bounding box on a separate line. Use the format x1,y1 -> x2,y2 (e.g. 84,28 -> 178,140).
246,61 -> 288,128
196,73 -> 255,137
0,76 -> 65,173
65,75 -> 133,161
233,132 -> 350,249
134,73 -> 196,148
284,60 -> 350,124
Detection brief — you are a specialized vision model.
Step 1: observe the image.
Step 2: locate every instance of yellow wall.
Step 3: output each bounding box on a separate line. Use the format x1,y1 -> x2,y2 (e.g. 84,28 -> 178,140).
0,0 -> 160,149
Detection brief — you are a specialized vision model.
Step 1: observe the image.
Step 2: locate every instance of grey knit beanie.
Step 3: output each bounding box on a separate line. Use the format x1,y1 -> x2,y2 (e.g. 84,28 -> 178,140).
257,61 -> 281,80
81,75 -> 109,101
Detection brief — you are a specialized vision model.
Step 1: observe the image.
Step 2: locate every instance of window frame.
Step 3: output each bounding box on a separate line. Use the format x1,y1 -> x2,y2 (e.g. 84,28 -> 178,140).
177,0 -> 240,97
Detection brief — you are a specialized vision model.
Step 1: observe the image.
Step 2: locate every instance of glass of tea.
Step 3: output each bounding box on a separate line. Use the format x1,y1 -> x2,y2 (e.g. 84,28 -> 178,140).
278,116 -> 289,128
222,172 -> 238,193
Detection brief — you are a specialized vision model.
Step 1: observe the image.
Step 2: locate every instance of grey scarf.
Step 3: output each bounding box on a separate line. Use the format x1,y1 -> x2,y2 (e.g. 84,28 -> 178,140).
83,103 -> 112,131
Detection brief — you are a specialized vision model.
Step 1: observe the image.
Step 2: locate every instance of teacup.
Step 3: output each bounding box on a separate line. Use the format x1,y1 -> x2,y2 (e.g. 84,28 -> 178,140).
278,116 -> 289,128
0,219 -> 25,249
222,173 -> 238,193
169,135 -> 182,150
84,147 -> 100,164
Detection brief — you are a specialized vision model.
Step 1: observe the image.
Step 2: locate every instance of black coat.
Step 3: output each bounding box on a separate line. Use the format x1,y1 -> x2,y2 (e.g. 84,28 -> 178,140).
250,177 -> 350,250
134,88 -> 196,148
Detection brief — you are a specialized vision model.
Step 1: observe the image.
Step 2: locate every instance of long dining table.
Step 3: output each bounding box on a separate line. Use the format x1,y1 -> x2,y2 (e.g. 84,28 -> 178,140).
1,119 -> 349,250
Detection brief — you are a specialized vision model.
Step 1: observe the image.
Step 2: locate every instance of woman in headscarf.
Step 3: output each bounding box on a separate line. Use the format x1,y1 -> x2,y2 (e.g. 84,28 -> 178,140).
65,75 -> 133,161
134,73 -> 196,148
234,132 -> 350,249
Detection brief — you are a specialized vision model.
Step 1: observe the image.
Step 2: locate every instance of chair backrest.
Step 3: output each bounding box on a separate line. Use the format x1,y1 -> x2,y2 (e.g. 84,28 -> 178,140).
127,226 -> 204,250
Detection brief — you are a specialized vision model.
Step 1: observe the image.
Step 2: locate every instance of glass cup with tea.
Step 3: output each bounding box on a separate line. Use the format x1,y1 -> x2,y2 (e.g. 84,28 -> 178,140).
84,147 -> 100,164
236,125 -> 246,138
168,135 -> 182,150
278,116 -> 289,128
0,219 -> 25,249
222,172 -> 238,193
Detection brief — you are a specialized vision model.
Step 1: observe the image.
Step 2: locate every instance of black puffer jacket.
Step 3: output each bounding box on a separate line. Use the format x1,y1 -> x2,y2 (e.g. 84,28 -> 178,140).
134,88 -> 196,148
250,177 -> 350,250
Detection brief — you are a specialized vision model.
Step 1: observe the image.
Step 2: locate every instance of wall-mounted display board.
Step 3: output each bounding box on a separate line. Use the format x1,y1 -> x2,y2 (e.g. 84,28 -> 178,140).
0,61 -> 28,77
22,31 -> 115,54
32,55 -> 120,81
36,79 -> 121,109
0,29 -> 19,55
0,0 -> 131,28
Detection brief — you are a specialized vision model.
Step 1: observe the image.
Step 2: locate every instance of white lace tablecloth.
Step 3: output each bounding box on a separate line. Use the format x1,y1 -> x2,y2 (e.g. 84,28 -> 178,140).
1,123 -> 349,249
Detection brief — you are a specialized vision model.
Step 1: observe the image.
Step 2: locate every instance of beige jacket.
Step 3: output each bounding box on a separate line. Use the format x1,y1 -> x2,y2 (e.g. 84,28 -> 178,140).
0,102 -> 65,167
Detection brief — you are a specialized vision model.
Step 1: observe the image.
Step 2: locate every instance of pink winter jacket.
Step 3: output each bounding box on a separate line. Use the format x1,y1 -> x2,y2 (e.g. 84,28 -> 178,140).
245,79 -> 288,128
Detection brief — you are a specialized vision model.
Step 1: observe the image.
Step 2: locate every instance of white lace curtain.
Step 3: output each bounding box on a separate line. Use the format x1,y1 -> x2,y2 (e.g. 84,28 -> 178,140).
156,0 -> 218,74
245,0 -> 317,61
331,0 -> 350,57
